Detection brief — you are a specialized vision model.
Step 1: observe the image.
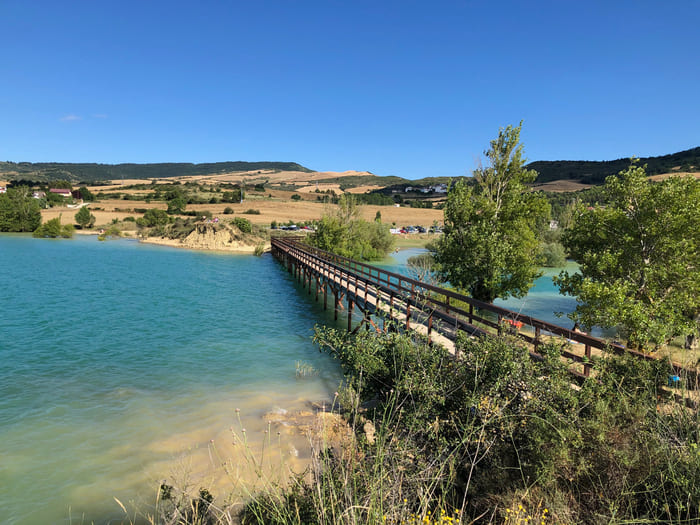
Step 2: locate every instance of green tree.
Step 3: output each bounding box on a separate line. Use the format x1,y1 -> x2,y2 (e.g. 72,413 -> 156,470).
311,195 -> 394,261
74,206 -> 96,228
233,217 -> 252,233
555,163 -> 700,350
78,186 -> 95,201
142,208 -> 169,227
0,187 -> 42,232
433,122 -> 549,302
167,196 -> 187,214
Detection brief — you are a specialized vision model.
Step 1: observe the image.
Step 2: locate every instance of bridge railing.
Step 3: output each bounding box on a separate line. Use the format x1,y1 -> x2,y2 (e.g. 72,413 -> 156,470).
271,237 -> 693,381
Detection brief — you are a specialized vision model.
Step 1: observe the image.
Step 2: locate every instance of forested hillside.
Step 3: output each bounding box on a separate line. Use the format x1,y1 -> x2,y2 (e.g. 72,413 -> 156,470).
0,161 -> 312,183
528,146 -> 700,184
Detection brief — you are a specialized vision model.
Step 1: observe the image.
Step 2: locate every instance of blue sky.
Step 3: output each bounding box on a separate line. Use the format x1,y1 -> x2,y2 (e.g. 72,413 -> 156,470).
1,1 -> 698,179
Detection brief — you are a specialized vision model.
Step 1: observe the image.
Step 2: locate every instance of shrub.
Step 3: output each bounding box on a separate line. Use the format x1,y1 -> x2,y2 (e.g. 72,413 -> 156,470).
223,207 -> 234,214
246,324 -> 697,525
33,217 -> 74,238
291,194 -> 301,201
142,208 -> 169,227
539,241 -> 566,267
242,208 -> 261,215
233,217 -> 252,233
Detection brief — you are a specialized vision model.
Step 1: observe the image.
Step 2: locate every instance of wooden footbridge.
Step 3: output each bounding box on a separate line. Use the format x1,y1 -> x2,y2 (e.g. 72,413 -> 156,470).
271,236 -> 694,386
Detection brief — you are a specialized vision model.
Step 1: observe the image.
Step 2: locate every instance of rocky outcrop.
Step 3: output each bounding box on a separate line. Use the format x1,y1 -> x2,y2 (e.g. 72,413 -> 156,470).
144,221 -> 269,253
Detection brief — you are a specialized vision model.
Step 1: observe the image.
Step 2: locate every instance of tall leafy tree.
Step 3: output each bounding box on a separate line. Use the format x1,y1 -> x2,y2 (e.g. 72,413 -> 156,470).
555,163 -> 700,350
0,187 -> 41,232
433,122 -> 549,302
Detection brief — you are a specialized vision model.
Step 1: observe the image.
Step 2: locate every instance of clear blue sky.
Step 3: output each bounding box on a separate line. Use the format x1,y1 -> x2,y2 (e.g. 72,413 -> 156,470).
1,0 -> 698,179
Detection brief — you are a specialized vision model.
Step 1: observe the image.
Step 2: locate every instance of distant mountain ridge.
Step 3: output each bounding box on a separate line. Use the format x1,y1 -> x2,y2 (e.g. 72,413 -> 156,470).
527,146 -> 700,185
1,146 -> 698,187
0,161 -> 312,183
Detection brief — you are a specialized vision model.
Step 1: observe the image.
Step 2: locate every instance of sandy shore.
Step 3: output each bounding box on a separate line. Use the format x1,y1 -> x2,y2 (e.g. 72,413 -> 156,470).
140,235 -> 269,254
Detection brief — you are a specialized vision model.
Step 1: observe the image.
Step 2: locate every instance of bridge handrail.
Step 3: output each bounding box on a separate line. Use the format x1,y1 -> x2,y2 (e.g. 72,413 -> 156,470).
271,237 -> 692,374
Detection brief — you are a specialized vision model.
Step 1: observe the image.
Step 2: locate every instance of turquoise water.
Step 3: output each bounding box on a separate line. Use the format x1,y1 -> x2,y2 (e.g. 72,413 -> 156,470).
0,235 -> 343,524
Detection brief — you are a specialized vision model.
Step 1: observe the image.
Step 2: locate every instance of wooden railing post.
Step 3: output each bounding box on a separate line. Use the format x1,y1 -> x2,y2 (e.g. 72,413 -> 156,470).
584,344 -> 592,376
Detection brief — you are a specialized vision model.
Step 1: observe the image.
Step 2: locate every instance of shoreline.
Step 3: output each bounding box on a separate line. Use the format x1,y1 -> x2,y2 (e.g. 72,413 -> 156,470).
139,235 -> 269,254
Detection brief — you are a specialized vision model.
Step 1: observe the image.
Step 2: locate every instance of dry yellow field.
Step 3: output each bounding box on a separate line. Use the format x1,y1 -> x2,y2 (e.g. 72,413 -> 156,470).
42,198 -> 443,229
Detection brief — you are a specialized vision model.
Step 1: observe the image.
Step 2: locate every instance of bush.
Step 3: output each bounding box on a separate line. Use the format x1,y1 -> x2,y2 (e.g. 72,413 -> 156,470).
142,208 -> 169,227
539,241 -> 567,267
242,208 -> 261,215
233,217 -> 252,233
246,324 -> 698,524
291,194 -> 301,201
223,207 -> 234,215
310,196 -> 394,261
167,196 -> 187,214
33,217 -> 74,238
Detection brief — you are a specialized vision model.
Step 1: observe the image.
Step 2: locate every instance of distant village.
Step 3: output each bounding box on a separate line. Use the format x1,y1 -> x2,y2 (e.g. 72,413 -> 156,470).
393,183 -> 448,194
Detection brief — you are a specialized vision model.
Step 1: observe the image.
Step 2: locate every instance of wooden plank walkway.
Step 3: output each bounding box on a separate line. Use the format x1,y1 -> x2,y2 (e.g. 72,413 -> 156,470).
271,236 -> 697,388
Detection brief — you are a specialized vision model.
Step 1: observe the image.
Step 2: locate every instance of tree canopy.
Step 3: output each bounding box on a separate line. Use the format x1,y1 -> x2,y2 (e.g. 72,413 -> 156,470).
75,206 -> 96,229
555,163 -> 700,350
311,195 -> 394,261
433,122 -> 549,302
0,187 -> 42,232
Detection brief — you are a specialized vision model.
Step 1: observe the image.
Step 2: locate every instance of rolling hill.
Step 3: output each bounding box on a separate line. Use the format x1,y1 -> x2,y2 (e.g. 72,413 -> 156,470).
0,161 -> 312,183
526,146 -> 700,185
2,145 -> 698,190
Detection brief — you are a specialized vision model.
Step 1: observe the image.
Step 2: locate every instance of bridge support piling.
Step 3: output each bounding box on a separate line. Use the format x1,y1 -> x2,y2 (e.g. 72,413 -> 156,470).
324,282 -> 328,310
334,289 -> 339,320
347,299 -> 354,332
